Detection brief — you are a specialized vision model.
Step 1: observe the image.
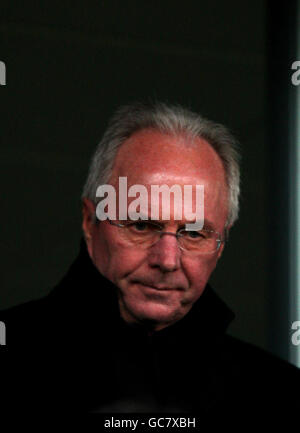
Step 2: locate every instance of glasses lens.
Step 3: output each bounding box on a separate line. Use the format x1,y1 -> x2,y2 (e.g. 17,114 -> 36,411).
112,220 -> 221,253
120,221 -> 161,246
178,229 -> 218,253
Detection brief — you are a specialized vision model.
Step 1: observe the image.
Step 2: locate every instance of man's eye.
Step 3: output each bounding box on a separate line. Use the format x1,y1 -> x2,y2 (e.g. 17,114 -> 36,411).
133,222 -> 149,231
128,221 -> 162,232
184,230 -> 205,239
126,221 -> 157,232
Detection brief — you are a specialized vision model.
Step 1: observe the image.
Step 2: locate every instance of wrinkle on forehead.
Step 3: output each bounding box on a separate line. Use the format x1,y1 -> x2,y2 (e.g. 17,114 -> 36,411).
109,128 -> 227,189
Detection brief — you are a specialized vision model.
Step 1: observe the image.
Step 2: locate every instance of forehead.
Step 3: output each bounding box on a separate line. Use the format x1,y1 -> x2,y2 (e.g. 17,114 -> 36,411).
106,129 -> 229,230
110,128 -> 227,187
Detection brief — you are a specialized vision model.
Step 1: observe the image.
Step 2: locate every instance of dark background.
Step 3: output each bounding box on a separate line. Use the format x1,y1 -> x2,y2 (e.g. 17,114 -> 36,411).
0,1 -> 298,363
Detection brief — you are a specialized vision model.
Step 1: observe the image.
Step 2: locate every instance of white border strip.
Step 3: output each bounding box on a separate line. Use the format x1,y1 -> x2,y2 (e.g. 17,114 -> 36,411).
291,1 -> 300,367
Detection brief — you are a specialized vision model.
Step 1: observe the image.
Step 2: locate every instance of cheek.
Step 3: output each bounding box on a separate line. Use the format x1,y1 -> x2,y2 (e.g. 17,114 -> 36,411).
182,255 -> 218,294
95,237 -> 148,284
110,248 -> 145,277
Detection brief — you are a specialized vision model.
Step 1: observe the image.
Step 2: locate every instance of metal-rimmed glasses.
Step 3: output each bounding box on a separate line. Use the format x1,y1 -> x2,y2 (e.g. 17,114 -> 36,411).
108,219 -> 226,254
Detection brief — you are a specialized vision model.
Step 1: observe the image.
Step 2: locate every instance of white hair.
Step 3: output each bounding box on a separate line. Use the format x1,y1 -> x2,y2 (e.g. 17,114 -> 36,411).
82,102 -> 241,227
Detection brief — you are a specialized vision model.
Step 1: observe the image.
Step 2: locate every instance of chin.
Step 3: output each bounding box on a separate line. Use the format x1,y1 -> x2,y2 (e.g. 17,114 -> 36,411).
125,300 -> 183,328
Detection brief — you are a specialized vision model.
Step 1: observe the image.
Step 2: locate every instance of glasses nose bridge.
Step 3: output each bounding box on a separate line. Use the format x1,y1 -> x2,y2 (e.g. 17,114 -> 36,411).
154,229 -> 183,250
159,230 -> 179,239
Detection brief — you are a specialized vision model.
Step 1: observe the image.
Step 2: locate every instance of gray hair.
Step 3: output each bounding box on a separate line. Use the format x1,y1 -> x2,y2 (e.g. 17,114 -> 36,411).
82,102 -> 241,227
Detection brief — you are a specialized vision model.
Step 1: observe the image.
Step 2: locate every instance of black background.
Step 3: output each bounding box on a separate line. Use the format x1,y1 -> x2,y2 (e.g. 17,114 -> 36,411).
0,1 -> 298,363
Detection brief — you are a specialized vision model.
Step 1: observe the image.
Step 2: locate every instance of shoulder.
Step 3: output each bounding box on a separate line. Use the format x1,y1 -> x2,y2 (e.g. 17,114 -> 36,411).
1,295 -> 50,319
222,333 -> 299,372
217,333 -> 300,407
0,294 -> 58,347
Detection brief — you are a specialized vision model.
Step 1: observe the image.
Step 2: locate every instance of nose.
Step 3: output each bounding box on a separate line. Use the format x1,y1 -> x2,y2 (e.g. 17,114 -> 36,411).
148,233 -> 181,272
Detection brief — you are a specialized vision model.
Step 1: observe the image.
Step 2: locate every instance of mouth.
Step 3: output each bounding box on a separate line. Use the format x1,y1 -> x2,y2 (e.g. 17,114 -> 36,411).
135,282 -> 183,292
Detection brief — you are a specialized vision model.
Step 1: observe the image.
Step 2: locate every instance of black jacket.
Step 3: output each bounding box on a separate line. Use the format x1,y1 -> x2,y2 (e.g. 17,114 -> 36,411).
1,240 -> 300,418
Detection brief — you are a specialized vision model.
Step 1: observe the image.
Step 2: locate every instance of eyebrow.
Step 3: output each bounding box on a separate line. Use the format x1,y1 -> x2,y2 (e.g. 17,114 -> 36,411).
177,219 -> 216,231
127,214 -> 216,231
201,219 -> 215,231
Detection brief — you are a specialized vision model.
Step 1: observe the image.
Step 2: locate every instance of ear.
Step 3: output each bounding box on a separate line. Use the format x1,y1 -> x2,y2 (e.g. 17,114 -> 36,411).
82,198 -> 96,257
216,242 -> 225,260
216,224 -> 231,260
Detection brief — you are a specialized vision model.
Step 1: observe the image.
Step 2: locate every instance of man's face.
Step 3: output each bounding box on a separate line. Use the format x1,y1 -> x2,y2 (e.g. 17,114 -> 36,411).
83,129 -> 229,330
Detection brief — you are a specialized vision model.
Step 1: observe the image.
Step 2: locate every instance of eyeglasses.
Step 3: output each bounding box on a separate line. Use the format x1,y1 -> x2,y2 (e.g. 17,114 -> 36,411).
108,220 -> 225,254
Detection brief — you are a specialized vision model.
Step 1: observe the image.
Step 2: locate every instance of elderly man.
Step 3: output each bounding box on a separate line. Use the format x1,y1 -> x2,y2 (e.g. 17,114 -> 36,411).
1,102 -> 299,417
